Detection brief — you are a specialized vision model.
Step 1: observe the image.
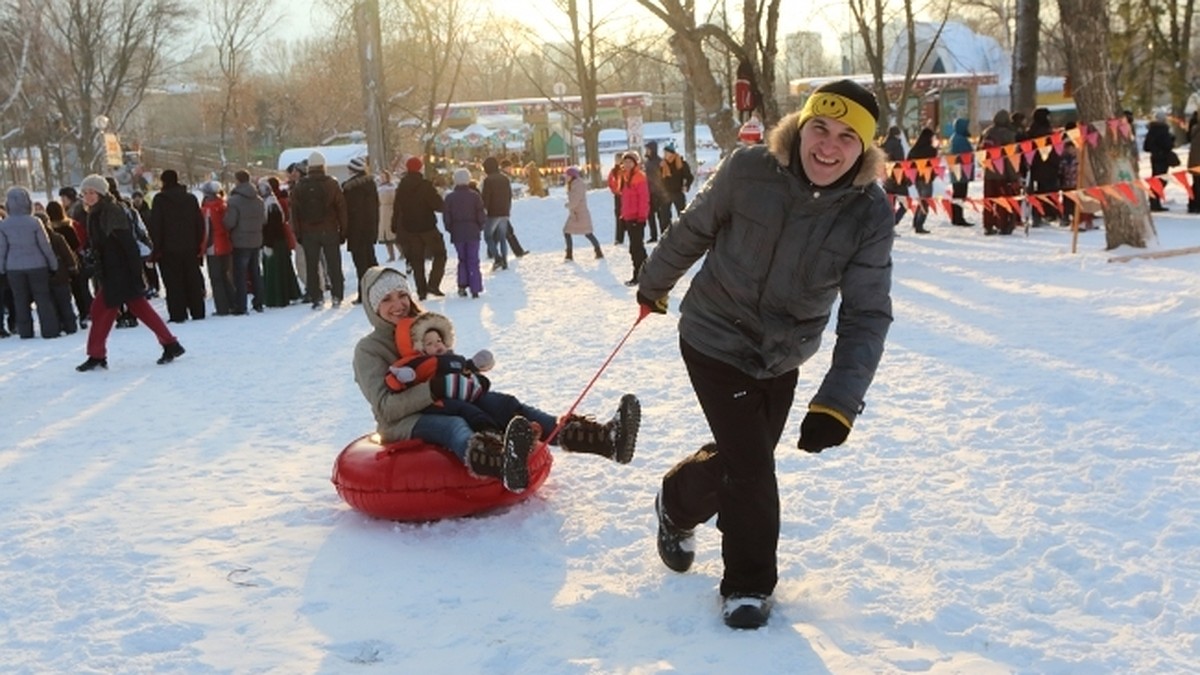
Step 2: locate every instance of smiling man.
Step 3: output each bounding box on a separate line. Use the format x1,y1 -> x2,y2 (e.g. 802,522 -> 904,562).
635,79 -> 895,629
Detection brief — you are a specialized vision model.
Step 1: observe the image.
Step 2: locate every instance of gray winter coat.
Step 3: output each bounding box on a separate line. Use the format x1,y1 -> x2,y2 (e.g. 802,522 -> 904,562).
0,187 -> 57,274
223,182 -> 266,249
637,109 -> 894,425
352,266 -> 437,442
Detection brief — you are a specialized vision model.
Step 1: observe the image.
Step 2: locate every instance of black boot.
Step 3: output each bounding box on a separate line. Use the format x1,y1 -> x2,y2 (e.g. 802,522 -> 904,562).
655,491 -> 695,572
557,394 -> 640,463
157,341 -> 186,365
722,594 -> 772,630
76,356 -> 108,372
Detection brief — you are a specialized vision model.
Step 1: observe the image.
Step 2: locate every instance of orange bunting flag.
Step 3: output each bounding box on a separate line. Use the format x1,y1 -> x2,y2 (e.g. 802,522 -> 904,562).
965,197 -> 983,213
945,156 -> 963,181
1114,182 -> 1138,204
918,159 -> 935,184
1085,126 -> 1101,147
1004,152 -> 1021,174
903,165 -> 918,186
1050,131 -> 1065,156
941,198 -> 954,214
993,197 -> 1014,214
1046,191 -> 1063,213
1028,195 -> 1046,216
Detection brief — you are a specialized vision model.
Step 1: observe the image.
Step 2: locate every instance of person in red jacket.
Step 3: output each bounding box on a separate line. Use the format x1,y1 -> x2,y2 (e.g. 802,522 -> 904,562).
614,151 -> 650,286
199,181 -> 235,316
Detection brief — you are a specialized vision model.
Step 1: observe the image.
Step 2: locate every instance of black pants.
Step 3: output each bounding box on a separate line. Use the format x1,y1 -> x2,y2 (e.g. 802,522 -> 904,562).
401,230 -> 447,297
612,196 -> 625,244
623,220 -> 646,281
159,251 -> 206,321
647,194 -> 662,241
951,181 -> 970,224
660,338 -> 797,597
349,241 -> 379,299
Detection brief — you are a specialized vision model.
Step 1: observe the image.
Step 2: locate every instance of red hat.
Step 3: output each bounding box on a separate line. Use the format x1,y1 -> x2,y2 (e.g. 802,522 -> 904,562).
405,156 -> 423,173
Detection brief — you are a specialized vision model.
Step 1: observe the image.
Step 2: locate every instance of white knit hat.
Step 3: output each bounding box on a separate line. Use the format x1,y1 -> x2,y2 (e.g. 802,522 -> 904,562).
308,150 -> 326,168
80,174 -> 109,196
368,269 -> 411,313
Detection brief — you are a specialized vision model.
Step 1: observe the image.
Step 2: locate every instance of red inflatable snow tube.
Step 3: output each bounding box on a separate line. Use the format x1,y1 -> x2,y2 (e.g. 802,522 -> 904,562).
331,434 -> 553,521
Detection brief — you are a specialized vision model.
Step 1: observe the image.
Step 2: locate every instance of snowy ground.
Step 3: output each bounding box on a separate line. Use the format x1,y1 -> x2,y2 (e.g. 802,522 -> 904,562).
2,158 -> 1199,673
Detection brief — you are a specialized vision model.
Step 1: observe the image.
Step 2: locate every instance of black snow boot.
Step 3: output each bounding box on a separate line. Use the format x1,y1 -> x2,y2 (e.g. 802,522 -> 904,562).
157,341 -> 186,365
76,356 -> 108,372
655,491 -> 695,572
722,594 -> 772,630
466,420 -> 532,493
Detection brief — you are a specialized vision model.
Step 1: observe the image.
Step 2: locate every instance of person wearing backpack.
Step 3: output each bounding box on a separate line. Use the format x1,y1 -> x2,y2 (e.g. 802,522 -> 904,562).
291,151 -> 348,309
74,174 -> 184,371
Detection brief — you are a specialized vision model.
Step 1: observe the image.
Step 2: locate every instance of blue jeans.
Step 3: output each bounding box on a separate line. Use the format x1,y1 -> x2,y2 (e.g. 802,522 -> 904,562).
232,247 -> 264,312
411,391 -> 558,462
484,217 -> 510,265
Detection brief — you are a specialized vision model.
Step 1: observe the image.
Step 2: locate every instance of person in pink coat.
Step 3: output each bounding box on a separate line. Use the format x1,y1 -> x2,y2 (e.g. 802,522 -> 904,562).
612,151 -> 649,285
562,166 -> 603,261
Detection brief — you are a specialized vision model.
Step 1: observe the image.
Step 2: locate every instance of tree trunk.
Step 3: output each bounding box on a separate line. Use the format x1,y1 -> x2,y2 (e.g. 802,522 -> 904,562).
668,33 -> 739,151
1012,0 -> 1040,115
1058,0 -> 1154,249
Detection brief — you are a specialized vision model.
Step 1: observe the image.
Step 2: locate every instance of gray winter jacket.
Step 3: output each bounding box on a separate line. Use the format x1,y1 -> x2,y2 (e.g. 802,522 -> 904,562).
637,109 -> 894,425
223,182 -> 266,249
352,266 -> 437,442
0,186 -> 58,274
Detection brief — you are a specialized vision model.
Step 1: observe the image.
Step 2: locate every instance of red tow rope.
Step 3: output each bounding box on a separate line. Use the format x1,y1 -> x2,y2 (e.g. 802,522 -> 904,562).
539,307 -> 650,448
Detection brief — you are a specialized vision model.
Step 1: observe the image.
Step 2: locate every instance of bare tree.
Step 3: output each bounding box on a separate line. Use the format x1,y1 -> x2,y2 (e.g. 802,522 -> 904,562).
380,0 -> 476,161
0,1 -> 35,185
847,0 -> 950,134
207,0 -> 272,175
1140,0 -> 1197,117
1058,0 -> 1155,249
34,0 -> 188,175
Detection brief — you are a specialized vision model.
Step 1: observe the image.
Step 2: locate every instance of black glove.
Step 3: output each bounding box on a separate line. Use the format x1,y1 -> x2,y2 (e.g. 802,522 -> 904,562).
637,291 -> 667,315
797,411 -> 850,453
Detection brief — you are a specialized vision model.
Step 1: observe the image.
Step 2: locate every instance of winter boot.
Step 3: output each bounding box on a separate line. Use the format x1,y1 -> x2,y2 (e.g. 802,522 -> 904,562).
466,430 -> 506,479
157,341 -> 186,365
722,594 -> 772,630
655,491 -> 695,572
558,394 -> 640,464
76,356 -> 108,372
500,416 -> 534,493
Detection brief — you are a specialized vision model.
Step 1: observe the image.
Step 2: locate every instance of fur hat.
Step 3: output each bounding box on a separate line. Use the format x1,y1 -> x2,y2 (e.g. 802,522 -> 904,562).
452,168 -> 471,186
349,156 -> 367,173
796,79 -> 880,150
409,312 -> 456,351
406,156 -> 423,174
622,150 -> 641,164
368,269 -> 411,314
79,174 -> 109,196
308,151 -> 326,168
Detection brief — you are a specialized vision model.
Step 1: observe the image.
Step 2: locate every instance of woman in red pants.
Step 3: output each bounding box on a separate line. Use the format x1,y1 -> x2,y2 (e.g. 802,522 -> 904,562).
75,174 -> 184,371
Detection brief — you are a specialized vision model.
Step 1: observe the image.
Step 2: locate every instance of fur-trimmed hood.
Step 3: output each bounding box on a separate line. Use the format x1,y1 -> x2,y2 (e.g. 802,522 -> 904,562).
767,109 -> 886,187
408,312 -> 455,354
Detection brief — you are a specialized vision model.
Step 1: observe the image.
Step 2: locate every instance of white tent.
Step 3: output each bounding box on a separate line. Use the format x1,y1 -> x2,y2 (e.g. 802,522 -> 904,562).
276,143 -> 369,182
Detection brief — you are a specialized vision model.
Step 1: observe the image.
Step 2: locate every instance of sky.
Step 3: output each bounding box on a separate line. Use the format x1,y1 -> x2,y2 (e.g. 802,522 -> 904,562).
2,141 -> 1199,672
278,0 -> 848,59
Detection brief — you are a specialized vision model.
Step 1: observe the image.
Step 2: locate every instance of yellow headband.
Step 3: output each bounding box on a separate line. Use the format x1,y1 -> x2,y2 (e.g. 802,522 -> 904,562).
798,92 -> 877,150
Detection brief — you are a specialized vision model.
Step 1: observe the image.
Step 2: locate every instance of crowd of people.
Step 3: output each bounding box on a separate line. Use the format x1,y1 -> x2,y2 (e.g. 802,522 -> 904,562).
882,104 -> 1183,236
